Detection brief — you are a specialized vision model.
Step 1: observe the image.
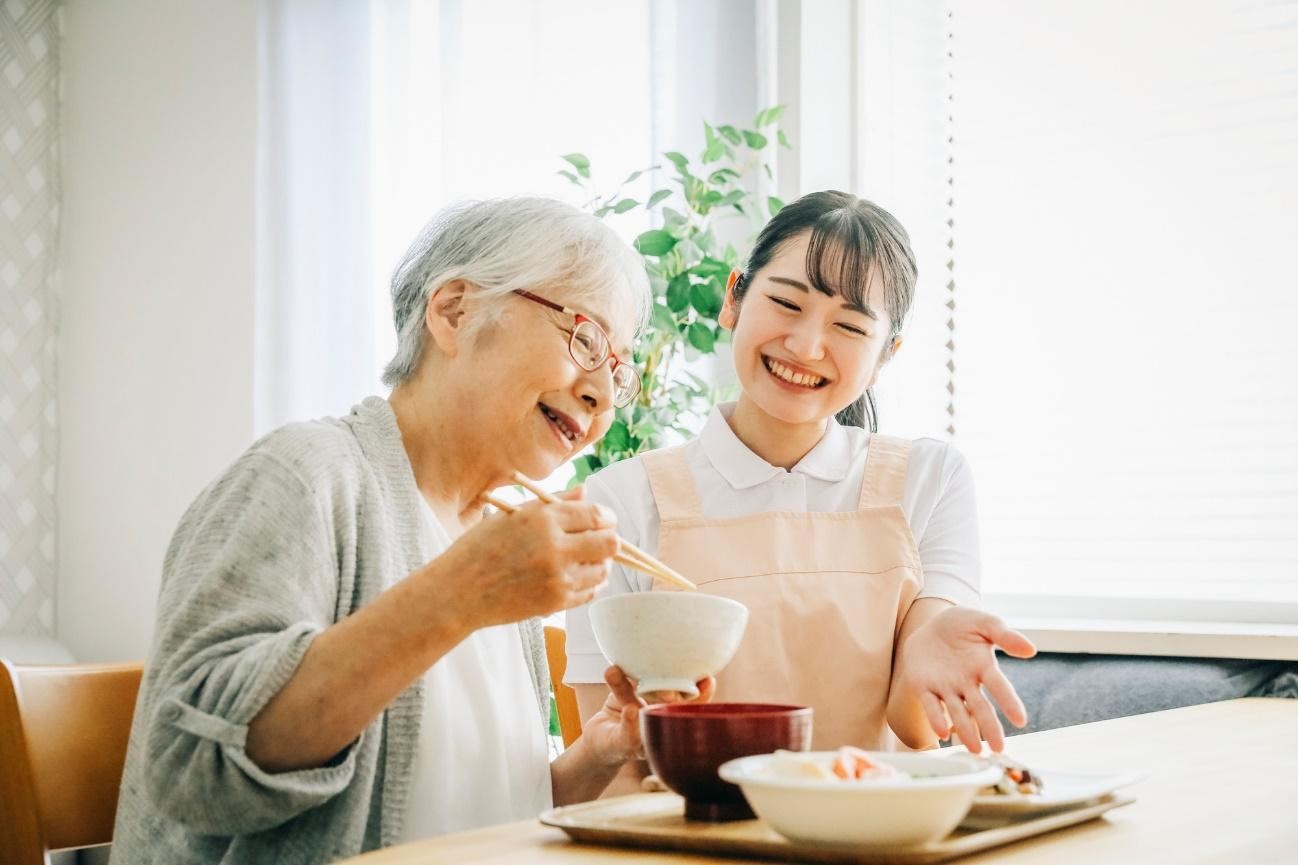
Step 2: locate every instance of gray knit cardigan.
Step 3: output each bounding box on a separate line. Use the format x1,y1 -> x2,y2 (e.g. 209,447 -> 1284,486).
109,397 -> 550,864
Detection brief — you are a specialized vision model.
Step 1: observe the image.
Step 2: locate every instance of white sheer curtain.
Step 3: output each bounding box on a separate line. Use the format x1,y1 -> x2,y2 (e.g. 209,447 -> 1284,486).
255,0 -> 764,435
856,0 -> 1298,620
950,0 -> 1298,614
256,1 -> 377,433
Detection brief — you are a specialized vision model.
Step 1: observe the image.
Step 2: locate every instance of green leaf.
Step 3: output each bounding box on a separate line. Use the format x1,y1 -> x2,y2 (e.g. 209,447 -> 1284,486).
623,169 -> 645,184
603,420 -> 631,452
647,189 -> 672,208
707,168 -> 740,184
612,198 -> 639,214
663,151 -> 690,174
634,229 -> 678,257
717,124 -> 742,145
768,195 -> 785,216
665,273 -> 691,312
702,139 -> 725,164
691,257 -> 731,278
561,152 -> 591,178
755,105 -> 786,127
694,228 -> 716,255
742,130 -> 768,149
687,322 -> 716,352
716,190 -> 745,207
690,279 -> 724,318
651,302 -> 677,333
662,207 -> 688,228
570,454 -> 602,486
777,129 -> 792,149
594,206 -> 613,218
557,170 -> 582,185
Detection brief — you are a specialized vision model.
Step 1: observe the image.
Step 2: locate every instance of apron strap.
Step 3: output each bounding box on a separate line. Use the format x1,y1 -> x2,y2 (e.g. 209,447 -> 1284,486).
642,446 -> 704,522
858,434 -> 911,509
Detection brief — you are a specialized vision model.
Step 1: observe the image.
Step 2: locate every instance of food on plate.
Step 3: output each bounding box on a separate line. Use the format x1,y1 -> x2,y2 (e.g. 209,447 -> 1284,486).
768,747 -> 902,782
980,755 -> 1044,796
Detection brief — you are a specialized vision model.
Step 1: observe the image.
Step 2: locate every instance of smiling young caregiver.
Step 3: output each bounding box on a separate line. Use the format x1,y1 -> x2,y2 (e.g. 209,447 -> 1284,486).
565,191 -> 1037,774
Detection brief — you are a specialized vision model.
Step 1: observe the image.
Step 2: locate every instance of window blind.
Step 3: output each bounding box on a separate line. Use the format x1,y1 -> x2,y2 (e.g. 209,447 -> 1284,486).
948,0 -> 1298,607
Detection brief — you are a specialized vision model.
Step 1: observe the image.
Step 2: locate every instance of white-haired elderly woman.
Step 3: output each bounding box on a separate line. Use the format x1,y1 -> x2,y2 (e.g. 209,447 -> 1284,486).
110,198 -> 706,864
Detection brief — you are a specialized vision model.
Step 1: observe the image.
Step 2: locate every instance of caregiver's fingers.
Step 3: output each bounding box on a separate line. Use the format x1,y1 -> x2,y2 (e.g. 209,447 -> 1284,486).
603,665 -> 644,709
982,666 -> 1029,728
965,689 -> 1007,754
920,691 -> 952,741
988,619 -> 1038,660
694,676 -> 716,703
944,694 -> 982,755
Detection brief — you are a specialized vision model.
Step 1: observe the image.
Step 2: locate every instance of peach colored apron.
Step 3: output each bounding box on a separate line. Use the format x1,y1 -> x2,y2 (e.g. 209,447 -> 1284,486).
643,435 -> 922,750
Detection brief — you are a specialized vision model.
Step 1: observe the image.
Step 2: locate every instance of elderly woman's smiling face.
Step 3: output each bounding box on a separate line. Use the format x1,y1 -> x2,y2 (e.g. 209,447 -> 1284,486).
427,277 -> 640,480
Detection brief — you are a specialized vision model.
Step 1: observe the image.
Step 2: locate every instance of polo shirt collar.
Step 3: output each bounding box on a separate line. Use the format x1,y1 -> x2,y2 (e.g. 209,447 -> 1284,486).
698,402 -> 853,489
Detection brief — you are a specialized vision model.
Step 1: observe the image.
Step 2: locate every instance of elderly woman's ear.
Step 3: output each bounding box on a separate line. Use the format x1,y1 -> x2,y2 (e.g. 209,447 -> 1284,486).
424,278 -> 472,357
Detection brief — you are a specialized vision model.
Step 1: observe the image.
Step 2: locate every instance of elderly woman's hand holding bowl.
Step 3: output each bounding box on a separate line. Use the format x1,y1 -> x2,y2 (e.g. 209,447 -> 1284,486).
109,198 -> 703,865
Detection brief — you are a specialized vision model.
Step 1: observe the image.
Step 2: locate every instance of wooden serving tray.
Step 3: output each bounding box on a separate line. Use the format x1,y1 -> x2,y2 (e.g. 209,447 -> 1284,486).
540,792 -> 1134,864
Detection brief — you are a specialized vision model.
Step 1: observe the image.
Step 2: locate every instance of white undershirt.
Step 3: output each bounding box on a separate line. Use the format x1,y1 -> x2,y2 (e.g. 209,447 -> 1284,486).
564,402 -> 982,685
398,502 -> 552,841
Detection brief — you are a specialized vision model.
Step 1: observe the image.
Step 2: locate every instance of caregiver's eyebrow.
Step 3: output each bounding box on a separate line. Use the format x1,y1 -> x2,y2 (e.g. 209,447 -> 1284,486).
768,276 -> 878,320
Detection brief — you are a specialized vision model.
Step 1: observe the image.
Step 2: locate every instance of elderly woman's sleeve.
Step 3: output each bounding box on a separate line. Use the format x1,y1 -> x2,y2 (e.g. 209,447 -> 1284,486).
139,448 -> 362,835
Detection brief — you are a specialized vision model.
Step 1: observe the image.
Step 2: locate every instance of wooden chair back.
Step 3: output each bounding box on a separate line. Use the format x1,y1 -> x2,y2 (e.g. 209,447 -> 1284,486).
0,659 -> 143,862
542,626 -> 582,747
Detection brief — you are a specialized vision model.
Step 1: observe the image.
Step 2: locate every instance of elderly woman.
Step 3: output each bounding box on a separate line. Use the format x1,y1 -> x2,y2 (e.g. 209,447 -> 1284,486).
110,198 -> 702,864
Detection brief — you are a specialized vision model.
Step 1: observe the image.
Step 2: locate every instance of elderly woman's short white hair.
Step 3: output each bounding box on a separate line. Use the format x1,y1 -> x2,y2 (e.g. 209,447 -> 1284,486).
382,197 -> 652,386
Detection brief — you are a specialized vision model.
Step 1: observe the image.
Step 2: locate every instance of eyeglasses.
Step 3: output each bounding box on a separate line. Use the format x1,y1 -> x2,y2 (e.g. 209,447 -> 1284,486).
512,289 -> 642,408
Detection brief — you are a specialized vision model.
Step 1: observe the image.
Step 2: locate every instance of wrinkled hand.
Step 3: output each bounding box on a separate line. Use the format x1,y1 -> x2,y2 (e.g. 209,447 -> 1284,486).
446,486 -> 618,630
580,666 -> 716,767
900,607 -> 1037,754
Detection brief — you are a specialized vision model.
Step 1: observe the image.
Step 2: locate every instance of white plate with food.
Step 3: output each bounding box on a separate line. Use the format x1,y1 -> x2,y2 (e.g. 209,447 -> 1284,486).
964,756 -> 1148,825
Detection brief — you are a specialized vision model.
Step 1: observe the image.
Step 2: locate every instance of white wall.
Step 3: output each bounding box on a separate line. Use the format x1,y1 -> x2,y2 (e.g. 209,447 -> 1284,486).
58,0 -> 260,661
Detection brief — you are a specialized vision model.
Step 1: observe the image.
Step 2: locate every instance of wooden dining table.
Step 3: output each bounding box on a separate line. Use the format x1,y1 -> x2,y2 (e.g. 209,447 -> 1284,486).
343,698 -> 1297,865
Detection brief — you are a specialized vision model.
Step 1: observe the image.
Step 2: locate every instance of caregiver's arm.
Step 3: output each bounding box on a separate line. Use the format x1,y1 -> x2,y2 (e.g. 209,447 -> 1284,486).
888,600 -> 1037,753
246,499 -> 617,772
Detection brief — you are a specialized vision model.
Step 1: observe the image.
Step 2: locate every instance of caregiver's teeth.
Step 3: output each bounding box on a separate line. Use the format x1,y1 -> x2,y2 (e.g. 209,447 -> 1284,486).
767,358 -> 824,388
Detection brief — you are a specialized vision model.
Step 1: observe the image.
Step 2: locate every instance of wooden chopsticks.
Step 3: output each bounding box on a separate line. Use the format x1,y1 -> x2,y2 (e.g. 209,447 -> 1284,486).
482,472 -> 697,591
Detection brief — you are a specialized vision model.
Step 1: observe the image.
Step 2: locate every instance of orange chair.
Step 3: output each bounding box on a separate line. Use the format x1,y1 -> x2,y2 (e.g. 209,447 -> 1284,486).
543,626 -> 582,748
0,660 -> 143,864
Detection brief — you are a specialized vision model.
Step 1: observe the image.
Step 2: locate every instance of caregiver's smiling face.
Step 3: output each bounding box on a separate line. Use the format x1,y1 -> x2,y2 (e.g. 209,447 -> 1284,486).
722,231 -> 897,429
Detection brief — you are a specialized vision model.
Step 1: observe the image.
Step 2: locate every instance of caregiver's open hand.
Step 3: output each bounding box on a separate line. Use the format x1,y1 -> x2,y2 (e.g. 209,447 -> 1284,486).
581,666 -> 716,767
901,606 -> 1037,754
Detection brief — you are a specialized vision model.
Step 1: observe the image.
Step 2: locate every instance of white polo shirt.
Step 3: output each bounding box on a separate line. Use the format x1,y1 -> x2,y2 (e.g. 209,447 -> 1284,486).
564,402 -> 982,685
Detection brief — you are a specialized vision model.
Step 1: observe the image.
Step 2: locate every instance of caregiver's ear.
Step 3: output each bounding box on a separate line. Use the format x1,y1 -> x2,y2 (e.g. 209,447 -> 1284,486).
866,336 -> 904,388
425,278 -> 473,357
718,269 -> 743,330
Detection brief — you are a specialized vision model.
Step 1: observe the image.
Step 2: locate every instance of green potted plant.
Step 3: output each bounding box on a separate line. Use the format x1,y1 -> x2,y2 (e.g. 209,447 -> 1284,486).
558,106 -> 790,482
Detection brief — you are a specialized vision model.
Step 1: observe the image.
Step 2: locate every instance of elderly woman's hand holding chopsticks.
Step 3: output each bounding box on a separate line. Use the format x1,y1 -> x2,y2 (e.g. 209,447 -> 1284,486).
442,486 -> 621,628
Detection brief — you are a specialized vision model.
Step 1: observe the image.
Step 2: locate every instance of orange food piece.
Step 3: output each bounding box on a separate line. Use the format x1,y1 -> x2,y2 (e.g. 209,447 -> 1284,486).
831,746 -> 882,780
